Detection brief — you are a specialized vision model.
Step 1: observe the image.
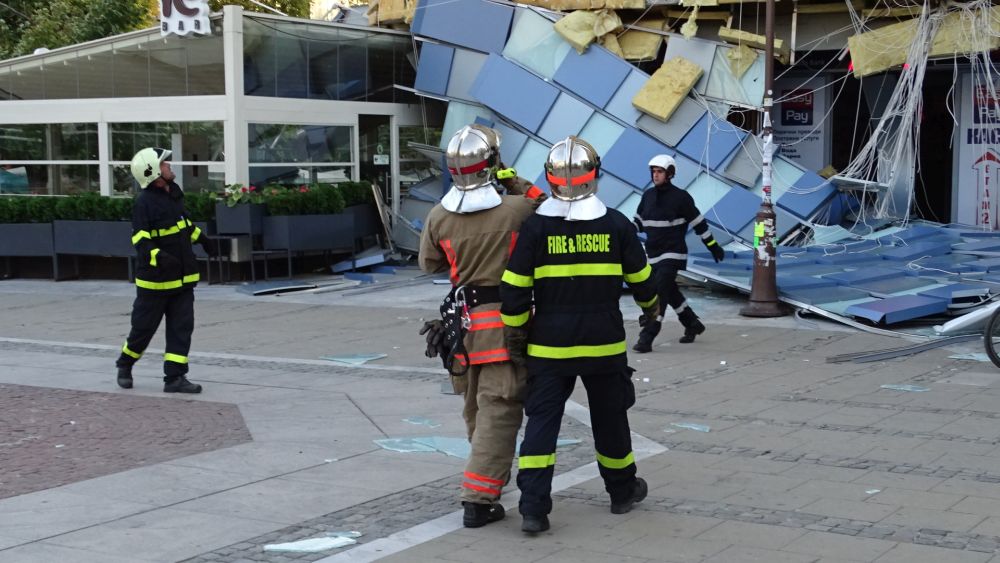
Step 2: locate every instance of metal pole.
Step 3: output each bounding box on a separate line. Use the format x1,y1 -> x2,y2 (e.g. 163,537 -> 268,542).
740,0 -> 786,318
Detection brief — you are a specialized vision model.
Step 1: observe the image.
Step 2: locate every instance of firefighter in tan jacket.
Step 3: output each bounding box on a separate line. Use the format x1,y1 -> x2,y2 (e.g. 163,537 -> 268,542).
419,124 -> 543,528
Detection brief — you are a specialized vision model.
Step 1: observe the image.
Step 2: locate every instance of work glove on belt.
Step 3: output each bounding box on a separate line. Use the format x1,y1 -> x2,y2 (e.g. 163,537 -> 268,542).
504,325 -> 530,368
419,320 -> 447,359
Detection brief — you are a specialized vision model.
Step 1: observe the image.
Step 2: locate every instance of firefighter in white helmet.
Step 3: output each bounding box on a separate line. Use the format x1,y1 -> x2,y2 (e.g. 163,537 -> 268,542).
115,147 -> 217,393
632,154 -> 725,352
500,136 -> 658,534
418,124 -> 543,528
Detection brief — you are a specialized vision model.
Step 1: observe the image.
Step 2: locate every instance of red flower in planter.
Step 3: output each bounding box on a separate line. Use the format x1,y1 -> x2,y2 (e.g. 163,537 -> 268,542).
299,187 -> 309,193
241,187 -> 248,193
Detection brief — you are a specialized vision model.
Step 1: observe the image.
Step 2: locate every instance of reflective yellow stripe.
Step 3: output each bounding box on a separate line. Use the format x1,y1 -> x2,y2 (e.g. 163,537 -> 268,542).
185,219 -> 193,226
624,264 -> 651,284
518,453 -> 556,469
707,239 -> 717,247
527,341 -> 627,359
132,230 -> 152,245
134,273 -> 200,290
121,343 -> 141,359
501,269 -> 533,288
596,451 -> 635,470
190,226 -> 202,242
150,248 -> 160,267
635,295 -> 658,308
164,353 -> 188,364
501,311 -> 530,327
152,219 -> 188,238
535,263 -> 622,279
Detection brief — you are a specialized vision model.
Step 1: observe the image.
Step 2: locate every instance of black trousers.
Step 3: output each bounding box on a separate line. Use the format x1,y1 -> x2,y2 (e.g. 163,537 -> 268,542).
517,370 -> 637,516
116,288 -> 194,380
638,262 -> 697,343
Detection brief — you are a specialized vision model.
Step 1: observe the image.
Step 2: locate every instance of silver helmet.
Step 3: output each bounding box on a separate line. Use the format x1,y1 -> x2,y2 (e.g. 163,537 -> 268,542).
545,136 -> 600,201
445,124 -> 502,191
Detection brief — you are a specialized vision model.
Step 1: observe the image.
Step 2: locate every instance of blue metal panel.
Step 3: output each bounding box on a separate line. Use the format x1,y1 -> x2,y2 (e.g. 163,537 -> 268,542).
705,186 -> 759,234
598,172 -> 637,209
777,275 -> 838,291
963,257 -> 1000,272
918,283 -> 992,301
602,128 -> 671,188
493,121 -> 528,166
470,54 -> 560,132
537,93 -> 594,143
553,45 -> 632,108
603,69 -> 648,125
845,295 -> 950,324
685,227 -> 732,250
411,0 -> 514,54
512,139 -> 551,186
783,286 -> 870,306
777,171 -> 838,220
877,225 -> 959,244
880,241 -> 955,261
814,252 -> 889,266
672,154 -> 701,189
823,267 -> 903,285
446,49 -> 488,101
952,239 -> 1000,253
775,263 -> 846,277
675,113 -> 747,170
414,42 -> 454,96
735,206 -> 799,241
579,113 -> 625,157
847,277 -> 940,296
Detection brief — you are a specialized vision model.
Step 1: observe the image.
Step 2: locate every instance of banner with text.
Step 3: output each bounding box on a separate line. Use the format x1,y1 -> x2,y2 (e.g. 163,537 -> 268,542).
160,0 -> 210,37
773,77 -> 829,172
956,73 -> 1000,228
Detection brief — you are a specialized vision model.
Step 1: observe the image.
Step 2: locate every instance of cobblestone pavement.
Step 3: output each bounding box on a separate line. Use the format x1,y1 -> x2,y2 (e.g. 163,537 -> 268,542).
0,383 -> 251,499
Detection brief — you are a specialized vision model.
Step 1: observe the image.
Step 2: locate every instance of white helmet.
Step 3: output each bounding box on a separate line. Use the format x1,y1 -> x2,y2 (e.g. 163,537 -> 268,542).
545,136 -> 601,201
130,147 -> 172,189
445,125 -> 501,191
648,154 -> 675,172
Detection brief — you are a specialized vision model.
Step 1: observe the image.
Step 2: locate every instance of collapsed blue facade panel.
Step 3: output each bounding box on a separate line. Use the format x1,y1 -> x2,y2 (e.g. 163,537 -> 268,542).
823,267 -> 902,285
880,241 -> 955,261
553,45 -> 632,108
675,113 -> 746,170
777,275 -> 838,291
846,277 -> 939,296
493,121 -> 528,165
537,93 -> 594,143
917,283 -> 992,301
845,295 -> 949,325
414,42 -> 454,96
685,227 -> 732,251
706,186 -> 760,234
411,0 -> 513,54
784,286 -> 870,306
952,239 -> 1000,254
598,172 -> 638,209
814,252 -> 888,266
777,171 -> 838,220
602,128 -> 671,188
603,69 -> 648,125
470,54 -> 560,133
446,49 -> 488,101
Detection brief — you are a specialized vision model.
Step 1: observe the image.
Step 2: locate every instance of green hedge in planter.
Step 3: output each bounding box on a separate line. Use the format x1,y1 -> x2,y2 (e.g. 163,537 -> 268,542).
184,192 -> 217,223
264,183 -> 345,216
0,194 -> 135,223
338,181 -> 374,207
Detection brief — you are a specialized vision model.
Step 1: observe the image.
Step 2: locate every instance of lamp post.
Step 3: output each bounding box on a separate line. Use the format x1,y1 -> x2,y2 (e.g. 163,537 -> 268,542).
740,0 -> 786,318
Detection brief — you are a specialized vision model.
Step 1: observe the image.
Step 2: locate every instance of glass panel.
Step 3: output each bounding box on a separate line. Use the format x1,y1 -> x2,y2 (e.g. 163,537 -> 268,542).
111,122 -> 224,162
616,192 -> 641,220
399,125 -> 442,160
502,9 -> 571,79
512,139 -> 550,182
147,40 -> 188,97
338,29 -> 368,101
113,37 -> 150,98
578,114 -> 624,157
0,124 -> 97,160
248,124 -> 352,163
42,60 -> 79,99
686,172 -> 732,212
0,68 -> 11,100
249,165 -> 353,186
244,17 -> 277,96
395,37 -> 417,103
112,163 -> 224,195
368,34 -> 396,103
439,101 -> 493,149
750,155 -> 805,200
184,35 -> 225,95
77,50 -> 115,98
307,23 -> 339,100
273,21 -> 308,98
10,66 -> 45,100
0,164 -> 99,195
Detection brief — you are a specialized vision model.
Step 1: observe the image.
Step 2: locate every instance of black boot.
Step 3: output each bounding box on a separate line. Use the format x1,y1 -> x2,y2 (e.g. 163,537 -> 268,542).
632,337 -> 653,353
521,514 -> 550,533
116,365 -> 133,389
163,376 -> 202,394
611,477 -> 648,514
463,502 -> 505,528
679,319 -> 705,344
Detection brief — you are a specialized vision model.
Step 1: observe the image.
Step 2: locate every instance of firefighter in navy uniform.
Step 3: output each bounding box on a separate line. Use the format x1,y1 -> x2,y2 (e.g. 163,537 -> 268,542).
632,154 -> 724,352
115,147 -> 216,393
500,136 -> 659,534
418,125 -> 543,528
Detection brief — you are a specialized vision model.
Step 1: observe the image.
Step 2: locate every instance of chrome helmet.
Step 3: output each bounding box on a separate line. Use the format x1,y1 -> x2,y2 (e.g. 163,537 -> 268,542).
445,124 -> 501,191
130,147 -> 172,189
545,136 -> 600,201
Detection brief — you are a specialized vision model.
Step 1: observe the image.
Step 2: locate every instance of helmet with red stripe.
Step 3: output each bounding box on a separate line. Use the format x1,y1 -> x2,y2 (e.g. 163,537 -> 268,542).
445,124 -> 501,191
545,136 -> 600,201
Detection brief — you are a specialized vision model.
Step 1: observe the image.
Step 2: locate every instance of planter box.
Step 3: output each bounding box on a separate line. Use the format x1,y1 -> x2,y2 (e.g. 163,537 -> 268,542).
0,223 -> 54,256
53,220 -> 135,257
262,214 -> 354,252
215,203 -> 265,235
346,204 -> 381,239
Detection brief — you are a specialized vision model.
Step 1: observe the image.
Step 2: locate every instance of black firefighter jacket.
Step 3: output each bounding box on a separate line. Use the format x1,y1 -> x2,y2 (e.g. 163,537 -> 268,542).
130,182 -> 204,293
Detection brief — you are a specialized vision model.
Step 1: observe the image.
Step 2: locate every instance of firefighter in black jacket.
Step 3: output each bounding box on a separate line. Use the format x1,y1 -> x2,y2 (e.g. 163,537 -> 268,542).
115,147 -> 215,393
500,136 -> 659,534
632,154 -> 724,352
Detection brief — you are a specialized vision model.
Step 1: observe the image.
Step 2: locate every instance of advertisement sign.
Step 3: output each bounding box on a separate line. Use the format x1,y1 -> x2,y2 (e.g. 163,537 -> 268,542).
160,0 -> 210,37
955,74 -> 1000,228
772,77 -> 829,172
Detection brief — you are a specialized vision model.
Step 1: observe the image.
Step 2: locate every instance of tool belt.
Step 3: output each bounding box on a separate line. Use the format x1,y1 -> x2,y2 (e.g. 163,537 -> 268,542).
439,284 -> 502,376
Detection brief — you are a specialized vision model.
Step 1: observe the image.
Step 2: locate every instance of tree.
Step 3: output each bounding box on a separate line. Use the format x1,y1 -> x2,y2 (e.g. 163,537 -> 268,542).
209,1 -> 310,18
0,0 -> 157,59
